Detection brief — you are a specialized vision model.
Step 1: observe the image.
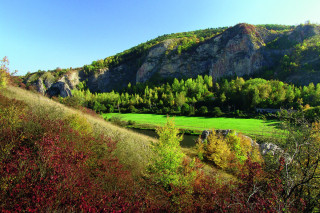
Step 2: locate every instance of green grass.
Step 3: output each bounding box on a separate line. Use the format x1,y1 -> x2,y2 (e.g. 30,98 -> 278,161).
103,113 -> 283,137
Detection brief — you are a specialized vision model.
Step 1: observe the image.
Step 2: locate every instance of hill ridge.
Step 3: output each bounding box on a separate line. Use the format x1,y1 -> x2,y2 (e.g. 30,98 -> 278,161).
22,23 -> 320,96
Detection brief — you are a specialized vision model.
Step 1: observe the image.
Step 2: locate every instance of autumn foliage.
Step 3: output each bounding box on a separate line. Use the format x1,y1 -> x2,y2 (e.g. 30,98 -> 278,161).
0,93 -> 145,212
0,57 -> 10,89
197,130 -> 263,172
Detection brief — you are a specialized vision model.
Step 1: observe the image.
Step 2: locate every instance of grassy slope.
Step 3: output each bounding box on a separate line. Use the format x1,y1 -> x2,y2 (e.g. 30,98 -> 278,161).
2,86 -> 155,174
104,113 -> 282,137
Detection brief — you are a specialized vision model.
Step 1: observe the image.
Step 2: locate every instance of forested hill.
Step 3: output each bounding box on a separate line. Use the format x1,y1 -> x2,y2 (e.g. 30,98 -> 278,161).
22,23 -> 320,97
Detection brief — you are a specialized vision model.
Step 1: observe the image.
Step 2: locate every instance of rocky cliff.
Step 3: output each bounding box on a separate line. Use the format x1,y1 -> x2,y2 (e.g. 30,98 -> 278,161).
23,23 -> 320,96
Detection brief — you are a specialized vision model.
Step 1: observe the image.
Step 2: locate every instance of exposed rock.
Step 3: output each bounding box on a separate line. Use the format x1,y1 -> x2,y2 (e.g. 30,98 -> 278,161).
259,142 -> 283,156
201,130 -> 212,141
259,142 -> 292,163
35,79 -> 46,95
47,82 -> 72,98
136,39 -> 175,83
200,129 -> 233,141
60,71 -> 81,90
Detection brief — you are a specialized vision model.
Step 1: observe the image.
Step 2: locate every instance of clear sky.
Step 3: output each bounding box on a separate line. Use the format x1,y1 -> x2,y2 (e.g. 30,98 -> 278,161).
1,0 -> 320,76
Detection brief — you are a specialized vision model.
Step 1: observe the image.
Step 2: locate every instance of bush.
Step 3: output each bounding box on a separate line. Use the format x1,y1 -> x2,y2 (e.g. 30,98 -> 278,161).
60,96 -> 84,108
197,130 -> 263,171
128,105 -> 137,113
106,104 -> 114,113
162,107 -> 170,114
199,131 -> 232,169
127,120 -> 136,125
181,103 -> 190,115
199,106 -> 208,115
212,107 -> 223,117
109,116 -> 127,126
147,118 -> 185,189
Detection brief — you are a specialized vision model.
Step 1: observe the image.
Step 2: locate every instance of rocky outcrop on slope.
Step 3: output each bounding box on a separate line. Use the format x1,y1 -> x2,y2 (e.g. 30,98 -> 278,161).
199,129 -> 259,148
47,82 -> 72,98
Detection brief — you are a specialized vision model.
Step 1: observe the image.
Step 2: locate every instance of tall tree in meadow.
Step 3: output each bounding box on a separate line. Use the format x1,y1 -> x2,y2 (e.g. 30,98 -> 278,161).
147,118 -> 184,189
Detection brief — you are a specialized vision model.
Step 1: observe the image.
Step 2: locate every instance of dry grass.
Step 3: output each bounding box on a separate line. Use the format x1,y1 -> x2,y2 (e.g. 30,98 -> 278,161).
2,86 -> 155,174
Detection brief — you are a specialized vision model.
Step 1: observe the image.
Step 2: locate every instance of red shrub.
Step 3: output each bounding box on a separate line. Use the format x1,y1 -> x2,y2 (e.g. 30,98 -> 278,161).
0,94 -> 146,212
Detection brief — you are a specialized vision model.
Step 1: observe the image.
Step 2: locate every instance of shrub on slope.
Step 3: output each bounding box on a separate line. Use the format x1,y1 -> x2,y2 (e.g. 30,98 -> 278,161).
0,93 -> 146,211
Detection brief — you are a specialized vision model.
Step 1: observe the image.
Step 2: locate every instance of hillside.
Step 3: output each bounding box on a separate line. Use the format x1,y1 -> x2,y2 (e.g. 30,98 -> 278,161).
22,23 -> 320,97
1,86 -> 154,174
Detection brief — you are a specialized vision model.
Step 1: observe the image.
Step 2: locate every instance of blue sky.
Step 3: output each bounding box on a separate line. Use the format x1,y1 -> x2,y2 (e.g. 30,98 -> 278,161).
1,0 -> 320,76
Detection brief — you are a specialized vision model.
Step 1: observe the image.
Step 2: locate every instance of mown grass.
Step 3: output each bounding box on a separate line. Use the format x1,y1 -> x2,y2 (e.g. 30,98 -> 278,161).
104,113 -> 283,138
2,86 -> 155,175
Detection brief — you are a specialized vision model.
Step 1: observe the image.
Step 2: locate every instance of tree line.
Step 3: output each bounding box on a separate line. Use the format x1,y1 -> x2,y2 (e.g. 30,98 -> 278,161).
61,75 -> 320,120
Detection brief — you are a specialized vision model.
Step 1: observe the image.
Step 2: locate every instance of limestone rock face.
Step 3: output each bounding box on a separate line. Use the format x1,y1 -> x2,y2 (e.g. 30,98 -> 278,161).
85,66 -> 136,93
259,142 -> 284,156
35,79 -> 46,95
259,142 -> 292,163
47,81 -> 72,98
200,129 -> 234,141
60,71 -> 81,90
136,39 -> 175,83
32,72 -> 55,95
136,24 -> 266,83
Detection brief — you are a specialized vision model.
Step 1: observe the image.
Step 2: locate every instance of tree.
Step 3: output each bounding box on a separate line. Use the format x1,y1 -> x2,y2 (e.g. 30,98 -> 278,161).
199,106 -> 208,115
147,118 -> 184,189
93,101 -> 106,113
212,107 -> 223,117
175,92 -> 186,107
276,115 -> 320,212
181,103 -> 190,115
0,57 -> 10,89
172,78 -> 180,92
220,93 -> 226,105
201,131 -> 232,169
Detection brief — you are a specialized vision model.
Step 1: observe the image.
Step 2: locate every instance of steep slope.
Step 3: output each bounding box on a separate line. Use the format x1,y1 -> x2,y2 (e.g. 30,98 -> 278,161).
23,23 -> 320,96
2,86 -> 155,174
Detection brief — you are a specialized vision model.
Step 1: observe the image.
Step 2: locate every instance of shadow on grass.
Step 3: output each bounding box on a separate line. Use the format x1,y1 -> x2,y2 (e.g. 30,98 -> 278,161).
263,120 -> 283,130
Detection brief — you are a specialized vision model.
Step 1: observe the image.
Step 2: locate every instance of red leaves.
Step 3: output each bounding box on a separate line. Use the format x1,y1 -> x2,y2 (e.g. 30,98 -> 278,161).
0,94 -> 143,212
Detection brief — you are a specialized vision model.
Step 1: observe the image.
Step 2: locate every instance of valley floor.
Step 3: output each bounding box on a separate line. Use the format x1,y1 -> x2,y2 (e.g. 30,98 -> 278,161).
103,113 -> 283,138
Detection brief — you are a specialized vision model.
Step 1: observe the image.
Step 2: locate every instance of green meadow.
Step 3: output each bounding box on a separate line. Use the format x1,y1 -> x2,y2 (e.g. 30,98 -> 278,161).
103,113 -> 282,137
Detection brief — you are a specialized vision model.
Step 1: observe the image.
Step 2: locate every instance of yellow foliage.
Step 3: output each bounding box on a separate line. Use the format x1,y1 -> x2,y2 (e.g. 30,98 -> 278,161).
65,113 -> 93,135
206,131 -> 232,169
0,57 -> 10,89
197,130 -> 263,171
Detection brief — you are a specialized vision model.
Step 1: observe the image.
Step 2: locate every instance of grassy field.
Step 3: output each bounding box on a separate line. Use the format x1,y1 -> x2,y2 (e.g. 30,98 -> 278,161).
104,113 -> 282,137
